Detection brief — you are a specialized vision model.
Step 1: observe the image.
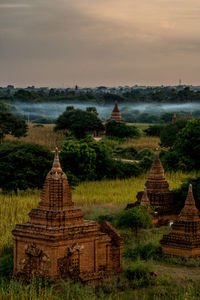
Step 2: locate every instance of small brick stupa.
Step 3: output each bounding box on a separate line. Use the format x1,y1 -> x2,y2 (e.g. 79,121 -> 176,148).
140,187 -> 150,206
172,113 -> 177,124
136,149 -> 176,225
12,149 -> 123,281
161,184 -> 200,257
108,101 -> 125,122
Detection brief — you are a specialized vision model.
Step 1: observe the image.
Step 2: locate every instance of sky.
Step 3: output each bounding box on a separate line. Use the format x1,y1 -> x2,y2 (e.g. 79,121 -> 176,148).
0,0 -> 200,87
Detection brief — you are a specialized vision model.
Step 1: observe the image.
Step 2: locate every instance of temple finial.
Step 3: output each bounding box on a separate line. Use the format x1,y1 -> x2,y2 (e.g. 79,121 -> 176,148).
52,147 -> 62,172
186,184 -> 195,204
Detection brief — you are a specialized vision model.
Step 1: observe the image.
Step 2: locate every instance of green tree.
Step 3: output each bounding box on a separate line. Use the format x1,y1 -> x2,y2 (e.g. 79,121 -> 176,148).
106,121 -> 140,139
60,137 -> 111,181
0,112 -> 28,143
86,106 -> 98,116
116,207 -> 152,236
173,177 -> 200,211
0,101 -> 8,113
54,108 -> 104,138
14,89 -> 38,101
161,119 -> 200,171
160,119 -> 188,147
0,143 -> 53,192
172,119 -> 200,170
144,124 -> 166,137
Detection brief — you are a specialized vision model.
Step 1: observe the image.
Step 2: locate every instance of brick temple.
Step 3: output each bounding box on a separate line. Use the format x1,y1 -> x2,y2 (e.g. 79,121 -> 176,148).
161,184 -> 200,257
134,150 -> 177,225
12,149 -> 123,282
108,101 -> 125,122
172,113 -> 177,124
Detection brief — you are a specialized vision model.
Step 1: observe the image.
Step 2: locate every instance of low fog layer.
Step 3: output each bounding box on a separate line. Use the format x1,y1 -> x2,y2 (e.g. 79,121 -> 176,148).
12,102 -> 200,122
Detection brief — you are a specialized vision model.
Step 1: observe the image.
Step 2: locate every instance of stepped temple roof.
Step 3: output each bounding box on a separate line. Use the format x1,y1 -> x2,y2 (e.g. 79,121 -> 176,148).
145,149 -> 169,193
12,149 -> 123,281
161,184 -> 200,257
130,149 -> 178,225
108,101 -> 125,122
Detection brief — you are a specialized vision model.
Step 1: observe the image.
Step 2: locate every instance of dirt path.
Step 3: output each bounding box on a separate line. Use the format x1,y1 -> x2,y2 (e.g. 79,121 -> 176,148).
156,264 -> 200,281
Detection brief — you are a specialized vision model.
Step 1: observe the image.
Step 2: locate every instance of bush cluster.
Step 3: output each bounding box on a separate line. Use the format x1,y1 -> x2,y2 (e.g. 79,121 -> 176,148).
105,121 -> 141,139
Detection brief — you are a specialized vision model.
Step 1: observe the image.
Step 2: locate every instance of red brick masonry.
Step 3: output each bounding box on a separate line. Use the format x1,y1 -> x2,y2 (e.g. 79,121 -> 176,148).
12,148 -> 123,282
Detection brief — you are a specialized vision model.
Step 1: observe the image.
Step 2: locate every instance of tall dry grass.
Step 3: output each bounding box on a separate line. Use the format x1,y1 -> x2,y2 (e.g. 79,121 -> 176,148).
5,124 -> 65,151
0,171 -> 194,254
119,136 -> 160,150
73,171 -> 196,205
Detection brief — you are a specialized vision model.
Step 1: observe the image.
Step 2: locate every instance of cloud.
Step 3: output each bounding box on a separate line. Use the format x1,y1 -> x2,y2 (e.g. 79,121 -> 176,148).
0,0 -> 200,86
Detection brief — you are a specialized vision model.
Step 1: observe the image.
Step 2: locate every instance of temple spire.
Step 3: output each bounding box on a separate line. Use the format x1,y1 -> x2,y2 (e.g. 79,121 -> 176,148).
113,101 -> 120,113
108,101 -> 125,122
52,147 -> 62,173
172,113 -> 177,124
145,149 -> 169,192
179,184 -> 200,221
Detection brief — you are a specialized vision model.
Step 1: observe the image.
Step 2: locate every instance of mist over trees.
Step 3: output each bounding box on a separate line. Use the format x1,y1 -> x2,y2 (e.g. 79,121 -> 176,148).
1,86 -> 200,124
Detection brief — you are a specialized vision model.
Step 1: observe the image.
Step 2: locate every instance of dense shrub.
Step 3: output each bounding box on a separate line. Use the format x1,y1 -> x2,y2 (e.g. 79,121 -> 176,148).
55,108 -> 104,138
124,243 -> 161,260
160,119 -> 188,147
0,112 -> 28,143
106,121 -> 141,139
161,119 -> 200,171
60,137 -> 142,181
116,207 -> 152,235
124,263 -> 152,284
109,160 -> 142,179
0,254 -> 13,278
60,137 -> 111,181
172,177 -> 200,211
136,148 -> 155,160
138,156 -> 154,171
0,143 -> 53,192
113,146 -> 138,159
144,124 -> 166,137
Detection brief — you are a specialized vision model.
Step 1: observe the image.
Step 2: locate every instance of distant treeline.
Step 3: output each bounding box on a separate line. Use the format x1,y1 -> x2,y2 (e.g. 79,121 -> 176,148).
1,86 -> 200,104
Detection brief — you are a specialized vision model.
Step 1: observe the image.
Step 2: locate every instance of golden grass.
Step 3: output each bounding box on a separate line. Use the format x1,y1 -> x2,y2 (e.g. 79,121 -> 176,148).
133,123 -> 152,131
73,171 -> 195,205
119,136 -> 160,150
0,190 -> 40,253
5,124 -> 65,151
0,171 -> 196,255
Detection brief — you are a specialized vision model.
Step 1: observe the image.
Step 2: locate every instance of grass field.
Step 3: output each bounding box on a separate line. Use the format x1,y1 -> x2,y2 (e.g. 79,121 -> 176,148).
0,171 -> 196,255
2,123 -> 200,299
0,170 -> 200,299
5,124 -> 65,151
5,123 -> 160,151
119,136 -> 160,150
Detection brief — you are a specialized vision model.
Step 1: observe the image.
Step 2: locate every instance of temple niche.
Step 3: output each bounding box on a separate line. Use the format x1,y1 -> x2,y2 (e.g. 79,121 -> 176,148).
107,101 -> 125,123
135,149 -> 178,225
12,149 -> 123,282
161,184 -> 200,257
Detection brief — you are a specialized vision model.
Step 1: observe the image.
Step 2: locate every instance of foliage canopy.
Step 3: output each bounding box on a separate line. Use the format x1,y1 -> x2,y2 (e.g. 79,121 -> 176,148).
55,108 -> 104,138
0,143 -> 53,192
0,112 -> 28,143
